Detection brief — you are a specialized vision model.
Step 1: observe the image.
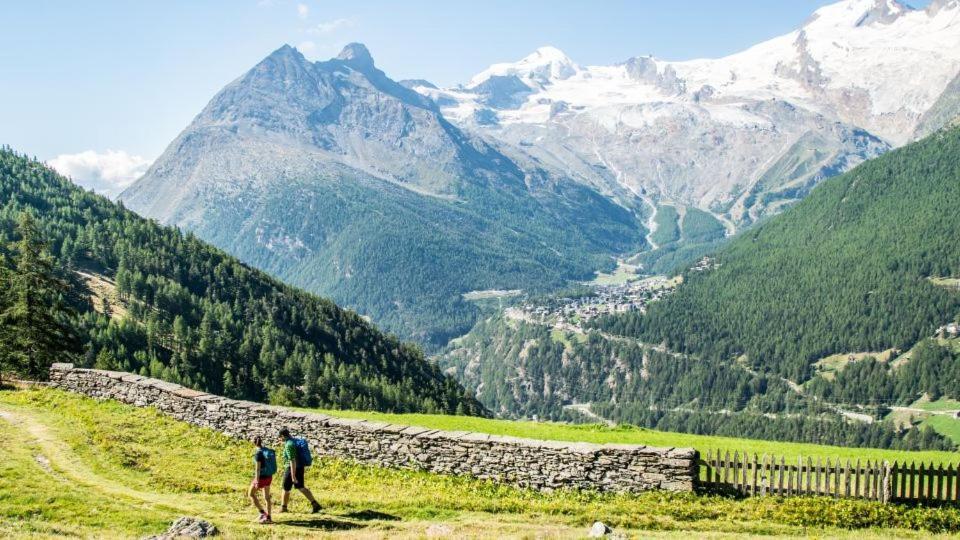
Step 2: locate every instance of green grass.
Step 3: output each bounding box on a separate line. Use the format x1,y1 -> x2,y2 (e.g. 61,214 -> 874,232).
588,260 -> 640,286
922,416 -> 960,445
3,387 -> 960,539
913,397 -> 960,412
550,329 -> 587,348
814,350 -> 897,380
309,407 -> 960,467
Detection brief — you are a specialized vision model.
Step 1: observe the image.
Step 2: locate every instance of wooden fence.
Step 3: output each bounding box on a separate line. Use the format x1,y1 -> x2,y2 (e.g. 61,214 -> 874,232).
701,450 -> 960,503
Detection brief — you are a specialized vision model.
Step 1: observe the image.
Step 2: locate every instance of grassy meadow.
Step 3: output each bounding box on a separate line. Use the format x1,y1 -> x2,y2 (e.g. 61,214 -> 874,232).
2,387 -> 960,539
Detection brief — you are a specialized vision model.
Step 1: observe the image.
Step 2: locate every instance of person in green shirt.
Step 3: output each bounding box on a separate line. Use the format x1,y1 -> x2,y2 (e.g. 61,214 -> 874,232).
277,427 -> 321,513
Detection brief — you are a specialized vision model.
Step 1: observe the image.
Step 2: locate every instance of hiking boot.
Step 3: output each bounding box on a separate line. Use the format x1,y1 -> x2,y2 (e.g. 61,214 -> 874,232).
260,514 -> 272,524
311,501 -> 322,514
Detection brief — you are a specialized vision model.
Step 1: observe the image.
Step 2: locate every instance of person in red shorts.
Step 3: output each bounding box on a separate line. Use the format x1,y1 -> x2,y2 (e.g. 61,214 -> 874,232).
248,435 -> 277,524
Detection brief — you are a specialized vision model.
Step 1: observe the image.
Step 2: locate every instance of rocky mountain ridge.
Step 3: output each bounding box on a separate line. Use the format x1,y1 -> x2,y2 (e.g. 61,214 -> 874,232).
121,44 -> 646,345
412,0 -> 960,226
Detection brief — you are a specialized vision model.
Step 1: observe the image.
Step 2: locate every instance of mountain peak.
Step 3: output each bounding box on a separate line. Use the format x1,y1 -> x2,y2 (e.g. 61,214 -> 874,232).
806,0 -> 910,28
468,45 -> 578,88
337,42 -> 375,70
267,44 -> 305,61
527,46 -> 572,63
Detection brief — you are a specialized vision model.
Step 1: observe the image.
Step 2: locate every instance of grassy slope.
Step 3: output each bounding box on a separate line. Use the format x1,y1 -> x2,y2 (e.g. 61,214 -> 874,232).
914,397 -> 960,412
923,416 -> 960,445
310,408 -> 960,466
2,390 -> 959,539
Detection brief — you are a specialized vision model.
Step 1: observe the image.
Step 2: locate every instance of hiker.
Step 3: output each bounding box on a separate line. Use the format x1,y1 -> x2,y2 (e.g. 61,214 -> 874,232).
248,435 -> 277,524
278,427 -> 322,513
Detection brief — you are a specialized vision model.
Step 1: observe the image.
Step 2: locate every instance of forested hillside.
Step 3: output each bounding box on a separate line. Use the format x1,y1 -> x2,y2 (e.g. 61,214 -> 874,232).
0,147 -> 485,415
441,316 -> 952,450
600,126 -> 960,382
441,125 -> 960,450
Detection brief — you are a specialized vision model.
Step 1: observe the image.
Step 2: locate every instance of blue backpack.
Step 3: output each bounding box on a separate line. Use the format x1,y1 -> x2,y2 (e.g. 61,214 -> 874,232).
257,447 -> 277,477
293,438 -> 313,467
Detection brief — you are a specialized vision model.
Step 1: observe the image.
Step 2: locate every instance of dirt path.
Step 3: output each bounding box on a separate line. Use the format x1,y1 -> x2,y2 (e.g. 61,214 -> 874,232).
0,404 -> 578,539
562,403 -> 616,427
0,405 -> 207,514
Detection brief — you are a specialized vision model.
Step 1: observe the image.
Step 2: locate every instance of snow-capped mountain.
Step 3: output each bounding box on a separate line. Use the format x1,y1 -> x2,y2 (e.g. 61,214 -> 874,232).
412,0 -> 960,226
120,44 -> 646,345
119,0 -> 960,346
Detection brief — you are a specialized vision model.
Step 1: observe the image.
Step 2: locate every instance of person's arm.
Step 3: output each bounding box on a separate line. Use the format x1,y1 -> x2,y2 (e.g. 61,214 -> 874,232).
254,452 -> 262,481
287,441 -> 298,476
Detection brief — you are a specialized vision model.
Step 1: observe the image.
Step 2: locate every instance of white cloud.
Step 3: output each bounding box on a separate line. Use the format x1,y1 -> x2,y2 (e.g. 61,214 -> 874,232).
298,40 -> 318,58
310,18 -> 353,34
48,150 -> 151,199
297,3 -> 309,19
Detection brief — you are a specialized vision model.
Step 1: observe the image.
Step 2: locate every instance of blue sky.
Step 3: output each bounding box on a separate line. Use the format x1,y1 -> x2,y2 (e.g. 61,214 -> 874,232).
0,0 -> 931,193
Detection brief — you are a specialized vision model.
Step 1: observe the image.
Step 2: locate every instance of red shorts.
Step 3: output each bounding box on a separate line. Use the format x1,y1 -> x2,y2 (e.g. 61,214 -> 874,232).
252,476 -> 273,489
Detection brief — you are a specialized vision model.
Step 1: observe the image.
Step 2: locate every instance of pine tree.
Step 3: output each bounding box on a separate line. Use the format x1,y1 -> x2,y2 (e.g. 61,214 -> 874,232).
0,250 -> 14,385
0,213 -> 80,379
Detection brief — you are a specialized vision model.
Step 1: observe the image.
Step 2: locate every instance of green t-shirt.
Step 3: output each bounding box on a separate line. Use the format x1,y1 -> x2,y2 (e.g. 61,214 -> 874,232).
282,439 -> 297,467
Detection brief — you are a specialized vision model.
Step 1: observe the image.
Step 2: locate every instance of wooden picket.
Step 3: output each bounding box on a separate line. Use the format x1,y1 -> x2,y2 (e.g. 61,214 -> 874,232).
700,449 -> 960,503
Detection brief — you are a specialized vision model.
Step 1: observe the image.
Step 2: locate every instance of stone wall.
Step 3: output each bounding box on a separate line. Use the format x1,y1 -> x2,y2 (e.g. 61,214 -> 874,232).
48,363 -> 698,493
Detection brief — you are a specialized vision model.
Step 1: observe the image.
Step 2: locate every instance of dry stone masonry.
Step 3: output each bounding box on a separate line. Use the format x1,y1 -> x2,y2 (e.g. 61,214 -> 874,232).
49,364 -> 698,493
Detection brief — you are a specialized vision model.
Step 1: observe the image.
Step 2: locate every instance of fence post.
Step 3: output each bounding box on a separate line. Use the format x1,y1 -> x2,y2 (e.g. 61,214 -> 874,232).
833,459 -> 841,498
844,459 -> 852,498
936,464 -> 944,501
919,462 -> 927,501
763,454 -> 771,496
727,450 -> 740,491
723,450 -> 731,485
882,460 -> 892,504
955,463 -> 960,502
815,457 -> 822,495
741,452 -> 748,495
853,459 -> 860,498
710,450 -> 720,484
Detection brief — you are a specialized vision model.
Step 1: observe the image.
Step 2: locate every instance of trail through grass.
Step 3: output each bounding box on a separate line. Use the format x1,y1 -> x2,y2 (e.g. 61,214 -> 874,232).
2,387 -> 960,539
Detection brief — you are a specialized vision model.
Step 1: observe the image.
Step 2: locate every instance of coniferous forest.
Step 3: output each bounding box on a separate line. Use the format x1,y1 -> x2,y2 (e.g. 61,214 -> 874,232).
0,147 -> 486,415
598,127 -> 960,382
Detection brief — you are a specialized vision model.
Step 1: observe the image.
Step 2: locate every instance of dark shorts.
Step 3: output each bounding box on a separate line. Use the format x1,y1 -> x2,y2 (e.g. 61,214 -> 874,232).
282,466 -> 306,491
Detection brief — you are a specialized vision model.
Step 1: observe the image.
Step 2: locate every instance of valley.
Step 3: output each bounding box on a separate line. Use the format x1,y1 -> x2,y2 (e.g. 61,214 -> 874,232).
4,0 -> 960,537
440,123 -> 960,451
111,1 -> 960,347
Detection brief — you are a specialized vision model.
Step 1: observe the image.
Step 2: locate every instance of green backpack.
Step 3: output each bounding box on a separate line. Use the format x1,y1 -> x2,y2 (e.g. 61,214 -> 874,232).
257,447 -> 277,477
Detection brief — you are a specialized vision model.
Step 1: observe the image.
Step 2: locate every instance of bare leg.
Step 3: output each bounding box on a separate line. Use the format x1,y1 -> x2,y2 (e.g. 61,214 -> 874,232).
281,489 -> 291,509
248,484 -> 265,515
264,485 -> 273,517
